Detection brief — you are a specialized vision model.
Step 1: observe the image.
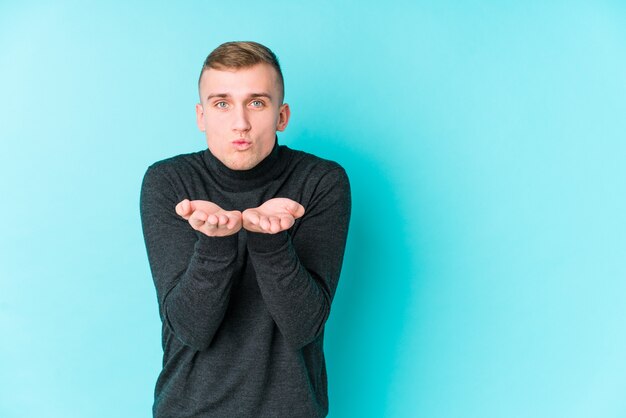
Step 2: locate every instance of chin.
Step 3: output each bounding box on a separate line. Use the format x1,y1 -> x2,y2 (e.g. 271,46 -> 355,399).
226,158 -> 258,171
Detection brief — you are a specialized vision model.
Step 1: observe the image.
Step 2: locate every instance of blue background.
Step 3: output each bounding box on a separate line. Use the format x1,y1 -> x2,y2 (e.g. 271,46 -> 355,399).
1,1 -> 625,417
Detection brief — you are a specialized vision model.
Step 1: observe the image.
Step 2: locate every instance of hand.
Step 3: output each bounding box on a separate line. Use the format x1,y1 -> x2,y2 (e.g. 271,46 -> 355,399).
242,198 -> 305,234
175,199 -> 242,237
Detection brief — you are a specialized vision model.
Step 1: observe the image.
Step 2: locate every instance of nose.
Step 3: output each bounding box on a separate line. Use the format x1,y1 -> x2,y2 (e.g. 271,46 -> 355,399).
232,105 -> 251,134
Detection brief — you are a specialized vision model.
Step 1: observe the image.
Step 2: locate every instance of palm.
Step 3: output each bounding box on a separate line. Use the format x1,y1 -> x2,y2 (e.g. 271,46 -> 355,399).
242,198 -> 305,234
176,199 -> 242,237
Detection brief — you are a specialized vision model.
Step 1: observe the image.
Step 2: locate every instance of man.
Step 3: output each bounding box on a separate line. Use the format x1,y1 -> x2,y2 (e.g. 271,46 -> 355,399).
140,41 -> 351,417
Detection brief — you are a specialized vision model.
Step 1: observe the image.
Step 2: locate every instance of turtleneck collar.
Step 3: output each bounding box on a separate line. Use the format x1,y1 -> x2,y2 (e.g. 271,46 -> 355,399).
202,137 -> 288,192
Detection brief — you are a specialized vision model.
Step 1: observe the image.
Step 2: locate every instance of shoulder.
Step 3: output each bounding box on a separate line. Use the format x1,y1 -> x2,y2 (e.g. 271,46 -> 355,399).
142,150 -> 205,185
279,146 -> 351,212
145,150 -> 204,176
280,146 -> 349,184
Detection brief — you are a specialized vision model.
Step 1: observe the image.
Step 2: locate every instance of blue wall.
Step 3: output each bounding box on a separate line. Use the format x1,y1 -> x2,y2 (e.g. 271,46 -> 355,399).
1,1 -> 625,417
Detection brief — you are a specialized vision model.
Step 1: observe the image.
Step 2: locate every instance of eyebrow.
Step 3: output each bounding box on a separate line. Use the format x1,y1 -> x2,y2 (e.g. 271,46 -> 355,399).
206,92 -> 273,101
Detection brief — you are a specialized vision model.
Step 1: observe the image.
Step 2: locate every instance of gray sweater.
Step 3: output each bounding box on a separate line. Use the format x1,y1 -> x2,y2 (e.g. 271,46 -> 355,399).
140,141 -> 351,417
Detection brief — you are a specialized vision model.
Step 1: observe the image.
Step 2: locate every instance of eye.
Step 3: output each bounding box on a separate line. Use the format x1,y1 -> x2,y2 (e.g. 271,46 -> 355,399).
250,100 -> 264,108
215,101 -> 229,109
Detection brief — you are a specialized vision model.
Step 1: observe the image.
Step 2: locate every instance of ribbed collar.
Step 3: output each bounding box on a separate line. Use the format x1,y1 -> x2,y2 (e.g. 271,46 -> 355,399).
202,137 -> 288,192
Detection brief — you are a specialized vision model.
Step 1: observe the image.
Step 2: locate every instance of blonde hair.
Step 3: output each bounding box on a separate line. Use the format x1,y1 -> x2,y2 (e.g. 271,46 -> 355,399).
198,41 -> 284,102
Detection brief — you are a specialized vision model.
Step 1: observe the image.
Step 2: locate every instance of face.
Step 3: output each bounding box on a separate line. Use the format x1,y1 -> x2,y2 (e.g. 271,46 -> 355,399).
196,63 -> 290,170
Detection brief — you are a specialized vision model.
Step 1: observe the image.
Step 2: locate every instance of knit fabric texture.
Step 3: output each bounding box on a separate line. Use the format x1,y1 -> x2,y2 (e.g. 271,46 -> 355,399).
140,141 -> 351,417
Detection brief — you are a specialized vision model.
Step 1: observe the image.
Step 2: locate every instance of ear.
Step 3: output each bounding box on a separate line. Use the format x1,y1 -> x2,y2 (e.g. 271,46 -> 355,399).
195,103 -> 206,132
276,103 -> 291,132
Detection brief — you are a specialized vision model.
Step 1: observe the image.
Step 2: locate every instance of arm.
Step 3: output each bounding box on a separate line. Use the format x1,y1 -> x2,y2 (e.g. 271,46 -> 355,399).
140,165 -> 239,351
245,167 -> 351,350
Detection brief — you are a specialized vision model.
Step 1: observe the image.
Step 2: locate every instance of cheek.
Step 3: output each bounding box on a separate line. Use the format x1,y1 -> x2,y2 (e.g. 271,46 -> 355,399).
253,113 -> 280,130
205,114 -> 230,132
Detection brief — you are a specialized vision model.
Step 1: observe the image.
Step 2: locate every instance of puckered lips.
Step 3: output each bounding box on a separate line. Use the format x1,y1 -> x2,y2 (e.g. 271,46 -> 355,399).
232,138 -> 252,151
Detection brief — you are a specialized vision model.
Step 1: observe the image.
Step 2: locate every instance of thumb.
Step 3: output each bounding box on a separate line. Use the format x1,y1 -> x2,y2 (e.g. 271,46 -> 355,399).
290,202 -> 305,219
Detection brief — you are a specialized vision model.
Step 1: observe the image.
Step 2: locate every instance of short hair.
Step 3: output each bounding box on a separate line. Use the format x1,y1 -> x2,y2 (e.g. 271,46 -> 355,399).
198,41 -> 285,103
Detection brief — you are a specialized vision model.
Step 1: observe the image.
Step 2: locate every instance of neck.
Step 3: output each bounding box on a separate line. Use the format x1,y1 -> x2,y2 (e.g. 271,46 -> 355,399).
202,137 -> 286,191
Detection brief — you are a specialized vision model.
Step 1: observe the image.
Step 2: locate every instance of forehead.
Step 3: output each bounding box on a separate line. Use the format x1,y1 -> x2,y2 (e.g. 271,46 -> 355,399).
199,63 -> 280,99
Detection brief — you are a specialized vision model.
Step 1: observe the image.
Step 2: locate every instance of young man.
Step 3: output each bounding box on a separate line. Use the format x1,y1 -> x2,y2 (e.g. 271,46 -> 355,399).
140,41 -> 351,418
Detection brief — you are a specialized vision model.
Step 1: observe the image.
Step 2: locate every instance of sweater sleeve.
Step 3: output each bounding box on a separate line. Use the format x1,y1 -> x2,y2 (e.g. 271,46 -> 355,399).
140,165 -> 238,351
246,167 -> 351,350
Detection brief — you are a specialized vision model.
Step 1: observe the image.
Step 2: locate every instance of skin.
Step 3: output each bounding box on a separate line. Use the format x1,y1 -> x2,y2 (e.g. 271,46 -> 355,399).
177,63 -> 304,236
196,63 -> 289,171
242,198 -> 305,234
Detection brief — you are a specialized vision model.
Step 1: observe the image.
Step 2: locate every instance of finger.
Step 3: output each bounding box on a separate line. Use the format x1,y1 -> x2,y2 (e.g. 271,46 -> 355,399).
245,210 -> 260,226
269,216 -> 281,233
218,214 -> 229,227
280,215 -> 295,230
176,199 -> 191,218
291,203 -> 305,219
206,213 -> 219,226
259,216 -> 271,231
189,210 -> 208,229
226,211 -> 242,230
